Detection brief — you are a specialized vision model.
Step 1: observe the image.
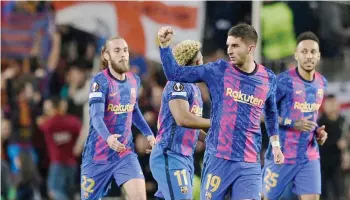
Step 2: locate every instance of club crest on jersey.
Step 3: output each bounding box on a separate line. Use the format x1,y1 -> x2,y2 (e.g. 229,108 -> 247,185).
91,82 -> 99,92
317,89 -> 324,98
173,82 -> 184,92
205,191 -> 212,200
180,186 -> 188,194
83,191 -> 89,198
131,88 -> 136,97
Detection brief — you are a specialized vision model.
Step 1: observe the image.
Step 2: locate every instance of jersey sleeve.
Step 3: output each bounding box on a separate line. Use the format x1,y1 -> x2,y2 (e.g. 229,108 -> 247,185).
275,73 -> 289,103
132,75 -> 154,137
166,82 -> 192,102
322,76 -> 328,90
159,47 -> 222,84
88,75 -> 108,106
264,73 -> 279,137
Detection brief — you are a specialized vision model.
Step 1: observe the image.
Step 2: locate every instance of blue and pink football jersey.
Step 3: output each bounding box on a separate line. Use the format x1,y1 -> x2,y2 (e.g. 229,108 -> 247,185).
156,81 -> 203,156
82,69 -> 153,164
159,47 -> 279,163
265,68 -> 327,164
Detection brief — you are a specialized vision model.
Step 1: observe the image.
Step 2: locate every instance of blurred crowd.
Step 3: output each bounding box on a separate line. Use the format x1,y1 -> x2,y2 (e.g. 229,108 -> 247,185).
1,1 -> 350,200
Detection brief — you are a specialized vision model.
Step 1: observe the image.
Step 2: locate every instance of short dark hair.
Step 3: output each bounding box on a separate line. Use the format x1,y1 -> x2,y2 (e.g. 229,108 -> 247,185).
296,31 -> 320,46
227,23 -> 258,44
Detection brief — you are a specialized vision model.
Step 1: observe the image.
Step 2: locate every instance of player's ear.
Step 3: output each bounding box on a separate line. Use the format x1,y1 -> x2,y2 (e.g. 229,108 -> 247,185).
103,52 -> 110,61
248,45 -> 255,54
294,52 -> 298,60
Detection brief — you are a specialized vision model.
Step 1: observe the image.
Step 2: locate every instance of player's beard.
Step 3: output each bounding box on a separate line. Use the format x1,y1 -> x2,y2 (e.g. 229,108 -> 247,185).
110,59 -> 130,74
300,60 -> 318,73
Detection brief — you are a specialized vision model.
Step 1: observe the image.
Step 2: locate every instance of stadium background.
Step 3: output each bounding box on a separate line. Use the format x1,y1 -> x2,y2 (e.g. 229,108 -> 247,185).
1,1 -> 350,200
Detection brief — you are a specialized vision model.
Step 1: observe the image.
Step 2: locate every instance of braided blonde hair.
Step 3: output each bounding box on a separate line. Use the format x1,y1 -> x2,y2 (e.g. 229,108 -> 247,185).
173,40 -> 201,66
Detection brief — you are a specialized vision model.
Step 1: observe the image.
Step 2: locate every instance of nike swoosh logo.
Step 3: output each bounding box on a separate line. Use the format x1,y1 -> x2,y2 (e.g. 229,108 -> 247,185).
109,93 -> 117,96
296,90 -> 303,94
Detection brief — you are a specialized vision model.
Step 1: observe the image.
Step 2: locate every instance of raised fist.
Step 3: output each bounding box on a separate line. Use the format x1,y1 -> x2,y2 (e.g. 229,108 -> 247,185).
158,26 -> 174,48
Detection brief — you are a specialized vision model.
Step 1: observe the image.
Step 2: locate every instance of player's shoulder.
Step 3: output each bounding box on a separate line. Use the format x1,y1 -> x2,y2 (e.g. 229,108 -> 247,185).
315,71 -> 328,86
214,59 -> 229,68
91,70 -> 108,83
258,64 -> 277,81
126,72 -> 142,86
166,81 -> 192,92
200,59 -> 229,70
127,71 -> 140,81
276,68 -> 293,82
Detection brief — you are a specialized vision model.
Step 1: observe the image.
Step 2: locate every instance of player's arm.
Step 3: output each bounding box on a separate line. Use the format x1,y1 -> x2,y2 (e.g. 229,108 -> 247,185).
159,47 -> 218,83
168,82 -> 210,129
271,74 -> 297,127
158,26 -> 220,83
198,130 -> 207,143
132,75 -> 154,137
89,77 -> 125,151
264,75 -> 284,164
89,103 -> 110,141
169,99 -> 210,129
133,75 -> 156,150
264,75 -> 279,139
132,103 -> 154,137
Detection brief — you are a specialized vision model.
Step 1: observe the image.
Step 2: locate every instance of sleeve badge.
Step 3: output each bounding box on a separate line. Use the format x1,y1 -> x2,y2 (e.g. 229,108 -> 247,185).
173,82 -> 184,92
91,82 -> 99,92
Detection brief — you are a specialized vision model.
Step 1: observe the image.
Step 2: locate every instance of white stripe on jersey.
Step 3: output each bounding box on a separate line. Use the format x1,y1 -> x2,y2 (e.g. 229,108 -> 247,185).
89,92 -> 103,98
171,92 -> 187,97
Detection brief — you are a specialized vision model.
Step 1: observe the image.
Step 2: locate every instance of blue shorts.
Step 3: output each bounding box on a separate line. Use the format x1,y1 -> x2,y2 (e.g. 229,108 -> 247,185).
80,153 -> 144,200
150,146 -> 194,200
262,159 -> 321,200
200,153 -> 262,200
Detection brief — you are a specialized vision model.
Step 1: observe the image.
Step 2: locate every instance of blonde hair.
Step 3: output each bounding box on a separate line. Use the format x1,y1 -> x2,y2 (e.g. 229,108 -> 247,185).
100,36 -> 124,70
173,40 -> 201,66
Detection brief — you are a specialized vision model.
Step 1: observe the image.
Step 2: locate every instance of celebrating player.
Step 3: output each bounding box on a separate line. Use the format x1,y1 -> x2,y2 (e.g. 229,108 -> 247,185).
158,24 -> 284,200
150,40 -> 210,200
262,32 -> 328,200
80,36 -> 156,200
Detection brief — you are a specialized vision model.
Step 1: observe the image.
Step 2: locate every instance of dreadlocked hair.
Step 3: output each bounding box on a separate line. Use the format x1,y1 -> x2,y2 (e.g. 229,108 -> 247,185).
100,36 -> 124,70
173,40 -> 201,66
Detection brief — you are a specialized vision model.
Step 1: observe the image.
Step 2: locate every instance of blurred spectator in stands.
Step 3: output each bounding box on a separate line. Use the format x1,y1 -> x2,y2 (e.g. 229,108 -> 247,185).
37,97 -> 81,200
2,59 -> 42,175
60,64 -> 88,118
204,1 -> 251,51
318,2 -> 350,58
14,151 -> 41,200
318,94 -> 348,200
317,2 -> 350,81
58,25 -> 96,70
261,1 -> 296,73
1,117 -> 16,200
288,2 -> 319,37
130,52 -> 148,79
339,125 -> 350,200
